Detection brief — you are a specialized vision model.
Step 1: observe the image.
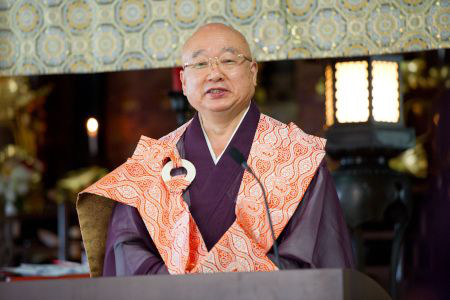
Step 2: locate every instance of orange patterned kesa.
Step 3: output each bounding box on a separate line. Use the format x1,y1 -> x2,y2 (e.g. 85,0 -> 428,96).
82,114 -> 325,274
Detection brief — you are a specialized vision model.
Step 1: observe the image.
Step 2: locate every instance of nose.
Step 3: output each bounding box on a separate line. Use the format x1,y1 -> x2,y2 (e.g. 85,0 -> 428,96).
206,57 -> 224,81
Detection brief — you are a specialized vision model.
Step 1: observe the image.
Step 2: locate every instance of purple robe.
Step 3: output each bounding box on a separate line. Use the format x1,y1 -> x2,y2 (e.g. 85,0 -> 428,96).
103,102 -> 354,276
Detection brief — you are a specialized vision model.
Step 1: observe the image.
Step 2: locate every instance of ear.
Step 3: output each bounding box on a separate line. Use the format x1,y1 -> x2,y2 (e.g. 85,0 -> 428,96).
180,69 -> 186,96
250,61 -> 258,86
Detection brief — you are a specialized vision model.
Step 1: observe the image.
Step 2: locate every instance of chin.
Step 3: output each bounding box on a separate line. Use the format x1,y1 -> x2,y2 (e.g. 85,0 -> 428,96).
205,105 -> 233,113
203,99 -> 235,112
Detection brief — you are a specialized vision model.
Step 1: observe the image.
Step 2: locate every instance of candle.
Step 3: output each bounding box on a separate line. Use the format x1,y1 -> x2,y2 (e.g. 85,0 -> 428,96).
86,117 -> 98,158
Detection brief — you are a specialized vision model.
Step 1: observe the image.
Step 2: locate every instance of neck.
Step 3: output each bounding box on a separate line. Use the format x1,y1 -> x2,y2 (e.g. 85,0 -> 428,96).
199,104 -> 249,156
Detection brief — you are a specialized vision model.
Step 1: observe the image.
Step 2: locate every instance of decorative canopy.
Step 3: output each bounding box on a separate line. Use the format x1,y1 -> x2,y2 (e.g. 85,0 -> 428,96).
1,0 -> 448,76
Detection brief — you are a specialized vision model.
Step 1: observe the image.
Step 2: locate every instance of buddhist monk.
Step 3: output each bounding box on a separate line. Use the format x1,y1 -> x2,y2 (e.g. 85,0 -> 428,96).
77,23 -> 354,276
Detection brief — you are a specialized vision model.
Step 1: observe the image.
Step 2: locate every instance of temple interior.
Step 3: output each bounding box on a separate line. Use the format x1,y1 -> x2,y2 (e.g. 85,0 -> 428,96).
0,1 -> 449,299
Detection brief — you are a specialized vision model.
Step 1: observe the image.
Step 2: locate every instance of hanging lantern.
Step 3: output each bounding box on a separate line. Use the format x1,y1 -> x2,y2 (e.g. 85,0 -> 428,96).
325,56 -> 415,156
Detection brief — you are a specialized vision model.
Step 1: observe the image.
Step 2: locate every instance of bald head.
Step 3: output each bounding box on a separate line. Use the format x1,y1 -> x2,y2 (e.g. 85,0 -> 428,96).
179,22 -> 258,123
181,23 -> 252,63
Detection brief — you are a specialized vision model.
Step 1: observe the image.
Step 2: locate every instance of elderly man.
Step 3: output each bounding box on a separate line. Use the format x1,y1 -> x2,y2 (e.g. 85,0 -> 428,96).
77,23 -> 354,276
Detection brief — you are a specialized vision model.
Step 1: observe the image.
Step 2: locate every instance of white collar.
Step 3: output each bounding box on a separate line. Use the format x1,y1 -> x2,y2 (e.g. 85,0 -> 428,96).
199,105 -> 251,165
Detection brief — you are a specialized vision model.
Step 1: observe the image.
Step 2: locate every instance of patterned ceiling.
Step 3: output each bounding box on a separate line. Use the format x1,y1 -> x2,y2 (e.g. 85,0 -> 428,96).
0,0 -> 448,76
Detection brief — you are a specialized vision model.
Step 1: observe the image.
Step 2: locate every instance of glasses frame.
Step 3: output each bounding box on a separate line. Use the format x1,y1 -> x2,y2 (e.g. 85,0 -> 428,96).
183,53 -> 253,70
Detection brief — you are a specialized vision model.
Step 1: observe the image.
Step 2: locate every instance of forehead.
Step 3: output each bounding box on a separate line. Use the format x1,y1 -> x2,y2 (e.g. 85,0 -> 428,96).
182,26 -> 249,60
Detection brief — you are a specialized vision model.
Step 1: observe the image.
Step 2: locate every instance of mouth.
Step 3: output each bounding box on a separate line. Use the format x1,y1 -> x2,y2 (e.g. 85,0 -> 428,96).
205,88 -> 229,95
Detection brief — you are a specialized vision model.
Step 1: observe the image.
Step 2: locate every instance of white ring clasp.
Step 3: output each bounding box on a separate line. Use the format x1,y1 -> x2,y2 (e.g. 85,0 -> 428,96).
161,159 -> 196,184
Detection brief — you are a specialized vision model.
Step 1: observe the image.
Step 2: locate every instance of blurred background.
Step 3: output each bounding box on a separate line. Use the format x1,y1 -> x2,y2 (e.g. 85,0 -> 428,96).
0,1 -> 448,299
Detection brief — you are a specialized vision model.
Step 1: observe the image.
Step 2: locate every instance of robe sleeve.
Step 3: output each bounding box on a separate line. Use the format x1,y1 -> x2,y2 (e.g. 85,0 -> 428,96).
103,202 -> 169,276
267,160 -> 355,269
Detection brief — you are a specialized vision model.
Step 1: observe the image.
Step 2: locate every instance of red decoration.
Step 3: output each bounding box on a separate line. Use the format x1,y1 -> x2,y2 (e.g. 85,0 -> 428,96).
172,67 -> 183,92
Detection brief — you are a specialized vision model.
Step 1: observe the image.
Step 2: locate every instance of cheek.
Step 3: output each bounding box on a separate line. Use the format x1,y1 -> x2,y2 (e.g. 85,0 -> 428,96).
230,71 -> 254,90
184,78 -> 201,96
184,78 -> 204,106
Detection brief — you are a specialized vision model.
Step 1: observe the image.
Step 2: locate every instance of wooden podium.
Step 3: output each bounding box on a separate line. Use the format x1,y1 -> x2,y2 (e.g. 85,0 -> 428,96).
0,269 -> 390,300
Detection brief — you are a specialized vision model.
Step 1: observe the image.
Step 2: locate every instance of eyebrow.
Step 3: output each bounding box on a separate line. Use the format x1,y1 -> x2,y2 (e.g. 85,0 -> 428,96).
222,47 -> 238,54
191,49 -> 205,59
190,47 -> 239,59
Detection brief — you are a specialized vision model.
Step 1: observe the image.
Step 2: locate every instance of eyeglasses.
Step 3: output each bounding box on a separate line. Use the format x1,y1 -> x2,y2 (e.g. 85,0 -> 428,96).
183,52 -> 252,71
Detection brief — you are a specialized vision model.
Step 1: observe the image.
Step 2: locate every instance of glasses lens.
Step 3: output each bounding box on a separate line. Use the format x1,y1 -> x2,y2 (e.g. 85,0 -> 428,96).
219,53 -> 242,69
191,57 -> 209,69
